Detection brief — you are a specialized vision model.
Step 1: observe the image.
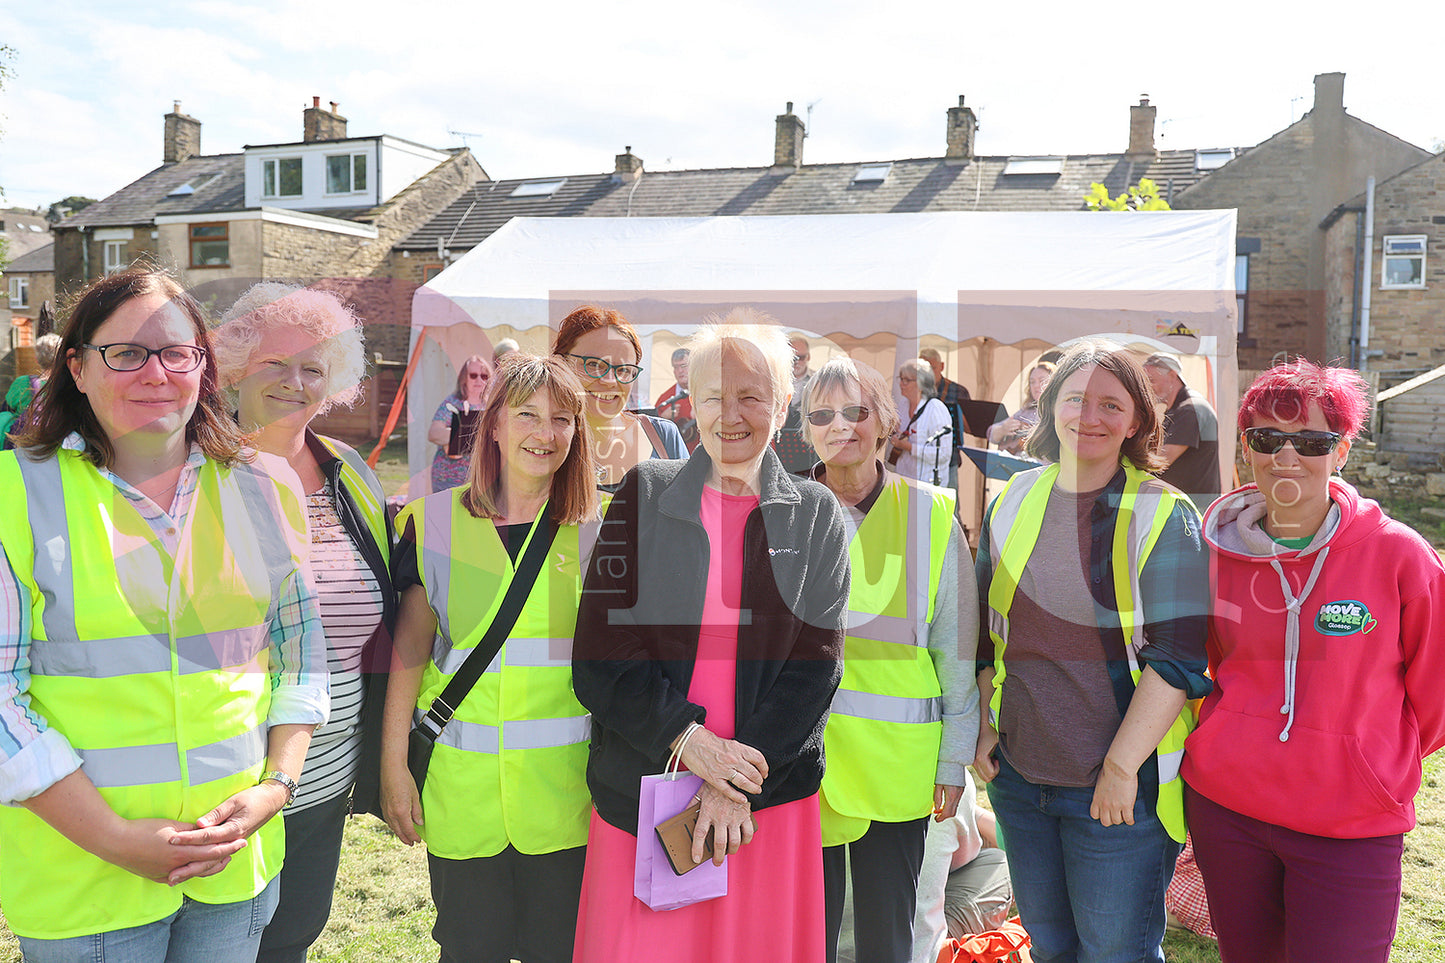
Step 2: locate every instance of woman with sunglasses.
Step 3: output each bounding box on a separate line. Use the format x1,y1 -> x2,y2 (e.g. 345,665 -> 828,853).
1182,360 -> 1445,963
802,358 -> 978,963
0,268 -> 326,958
429,354 -> 493,493
552,305 -> 685,492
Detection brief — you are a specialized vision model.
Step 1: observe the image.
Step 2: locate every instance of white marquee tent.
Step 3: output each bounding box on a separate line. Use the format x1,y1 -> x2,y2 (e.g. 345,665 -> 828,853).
405,211 -> 1237,529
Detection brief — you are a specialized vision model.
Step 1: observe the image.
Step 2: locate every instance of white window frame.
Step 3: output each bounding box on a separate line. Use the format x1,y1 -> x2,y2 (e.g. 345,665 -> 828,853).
8,276 -> 29,309
103,240 -> 126,275
262,157 -> 304,198
325,152 -> 368,195
1235,254 -> 1249,334
1381,234 -> 1426,290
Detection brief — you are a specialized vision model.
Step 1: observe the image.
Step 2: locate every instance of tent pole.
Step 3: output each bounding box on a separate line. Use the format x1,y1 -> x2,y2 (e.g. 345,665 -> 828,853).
367,326 -> 430,469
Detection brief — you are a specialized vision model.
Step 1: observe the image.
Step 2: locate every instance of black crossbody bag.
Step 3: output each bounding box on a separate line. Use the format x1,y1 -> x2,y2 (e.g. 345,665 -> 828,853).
407,509 -> 561,793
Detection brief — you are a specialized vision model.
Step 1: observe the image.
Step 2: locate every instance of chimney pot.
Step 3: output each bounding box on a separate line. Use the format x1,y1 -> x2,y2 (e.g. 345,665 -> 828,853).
774,102 -> 805,169
312,95 -> 320,108
330,101 -> 339,112
946,95 -> 977,163
1126,95 -> 1158,161
163,102 -> 201,165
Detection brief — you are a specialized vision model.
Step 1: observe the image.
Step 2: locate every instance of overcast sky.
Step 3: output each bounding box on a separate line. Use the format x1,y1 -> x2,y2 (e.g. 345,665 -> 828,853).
3,1 -> 1444,212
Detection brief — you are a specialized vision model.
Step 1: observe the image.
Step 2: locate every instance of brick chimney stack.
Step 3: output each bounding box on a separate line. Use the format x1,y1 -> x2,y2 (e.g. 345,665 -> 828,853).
613,146 -> 644,183
1126,95 -> 1157,162
773,102 -> 805,169
945,95 -> 977,164
303,96 -> 348,142
164,101 -> 201,165
1313,72 -> 1345,114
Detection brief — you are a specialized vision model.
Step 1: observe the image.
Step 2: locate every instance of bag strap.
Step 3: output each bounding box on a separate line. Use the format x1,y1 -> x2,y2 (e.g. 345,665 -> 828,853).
413,507 -> 561,741
636,414 -> 669,458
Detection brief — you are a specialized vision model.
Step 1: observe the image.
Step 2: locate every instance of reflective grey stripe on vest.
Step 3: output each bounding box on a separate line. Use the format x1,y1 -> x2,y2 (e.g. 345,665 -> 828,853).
422,495 -> 455,659
29,635 -> 172,677
425,714 -> 592,754
175,624 -> 269,674
1158,746 -> 1183,784
17,456 -> 76,650
831,688 -> 941,725
844,481 -> 936,645
77,724 -> 265,789
843,611 -> 918,648
433,637 -> 574,677
229,461 -> 300,618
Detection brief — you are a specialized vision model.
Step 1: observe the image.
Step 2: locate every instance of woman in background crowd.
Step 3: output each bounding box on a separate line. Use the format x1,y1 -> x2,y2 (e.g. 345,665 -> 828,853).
802,357 -> 978,963
0,332 -> 62,448
0,268 -> 326,959
382,354 -> 598,963
552,305 -> 685,491
571,312 -> 850,962
891,358 -> 952,485
214,282 -> 395,963
428,354 -> 492,492
987,361 -> 1054,457
1183,360 -> 1445,963
974,340 -> 1210,963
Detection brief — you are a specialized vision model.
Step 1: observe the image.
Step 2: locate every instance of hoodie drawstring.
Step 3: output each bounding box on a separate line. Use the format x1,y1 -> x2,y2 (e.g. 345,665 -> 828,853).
1268,547 -> 1330,742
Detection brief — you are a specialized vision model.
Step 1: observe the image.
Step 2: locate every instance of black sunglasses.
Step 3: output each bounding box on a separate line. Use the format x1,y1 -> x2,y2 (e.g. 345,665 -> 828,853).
1243,427 -> 1341,457
806,406 -> 870,427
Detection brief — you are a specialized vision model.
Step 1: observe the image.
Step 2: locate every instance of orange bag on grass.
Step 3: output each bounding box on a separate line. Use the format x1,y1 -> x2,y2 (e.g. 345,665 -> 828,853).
935,917 -> 1032,963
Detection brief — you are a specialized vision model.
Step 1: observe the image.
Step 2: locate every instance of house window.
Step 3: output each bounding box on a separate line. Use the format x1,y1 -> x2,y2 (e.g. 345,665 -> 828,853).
8,276 -> 28,309
422,264 -> 445,282
262,157 -> 303,198
189,223 -> 230,268
1235,254 -> 1249,334
1382,235 -> 1426,289
326,153 -> 368,194
104,240 -> 126,275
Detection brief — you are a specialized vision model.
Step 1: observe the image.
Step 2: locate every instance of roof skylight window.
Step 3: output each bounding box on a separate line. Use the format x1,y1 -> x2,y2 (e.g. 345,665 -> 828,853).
853,162 -> 892,184
510,178 -> 566,198
1002,157 -> 1064,176
1195,149 -> 1235,171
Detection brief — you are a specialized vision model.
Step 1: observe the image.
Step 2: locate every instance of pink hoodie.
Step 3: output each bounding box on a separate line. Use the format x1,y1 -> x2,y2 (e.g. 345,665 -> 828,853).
1182,478 -> 1445,838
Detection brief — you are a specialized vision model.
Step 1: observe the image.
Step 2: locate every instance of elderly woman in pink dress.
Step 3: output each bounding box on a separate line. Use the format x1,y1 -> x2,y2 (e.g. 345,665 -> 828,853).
571,309 -> 851,962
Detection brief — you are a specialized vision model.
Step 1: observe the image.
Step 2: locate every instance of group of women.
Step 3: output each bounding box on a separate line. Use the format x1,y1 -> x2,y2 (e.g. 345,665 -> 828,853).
1,267 -> 1441,963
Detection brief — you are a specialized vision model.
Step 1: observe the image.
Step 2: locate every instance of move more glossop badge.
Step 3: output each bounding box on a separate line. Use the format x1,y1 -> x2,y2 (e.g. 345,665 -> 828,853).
1315,599 -> 1377,636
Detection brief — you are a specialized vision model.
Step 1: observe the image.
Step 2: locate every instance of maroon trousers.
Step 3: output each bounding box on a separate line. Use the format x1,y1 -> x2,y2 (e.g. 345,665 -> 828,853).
1185,784 -> 1403,963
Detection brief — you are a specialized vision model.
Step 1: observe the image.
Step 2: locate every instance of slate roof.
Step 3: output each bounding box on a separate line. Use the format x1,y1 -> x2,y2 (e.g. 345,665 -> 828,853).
4,241 -> 54,274
59,154 -> 386,230
1,210 -> 53,261
397,148 -> 1246,253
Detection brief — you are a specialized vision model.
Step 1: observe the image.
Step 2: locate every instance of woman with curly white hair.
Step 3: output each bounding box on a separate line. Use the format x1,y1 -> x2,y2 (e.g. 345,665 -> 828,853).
213,282 -> 397,963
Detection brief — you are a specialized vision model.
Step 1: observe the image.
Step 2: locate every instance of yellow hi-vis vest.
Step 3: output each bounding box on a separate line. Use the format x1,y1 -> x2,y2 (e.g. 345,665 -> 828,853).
317,434 -> 390,568
984,461 -> 1197,843
398,490 -> 590,858
820,475 -> 954,847
0,448 -> 307,939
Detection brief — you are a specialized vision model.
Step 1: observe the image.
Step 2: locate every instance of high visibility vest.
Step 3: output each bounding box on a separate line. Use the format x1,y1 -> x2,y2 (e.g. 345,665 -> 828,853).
0,449 -> 307,939
317,434 -> 390,568
984,461 -> 1197,844
819,476 -> 953,847
398,489 -> 590,858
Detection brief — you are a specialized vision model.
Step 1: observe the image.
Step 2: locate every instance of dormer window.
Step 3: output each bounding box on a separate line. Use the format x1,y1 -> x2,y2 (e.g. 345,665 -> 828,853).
326,153 -> 368,195
263,157 -> 303,198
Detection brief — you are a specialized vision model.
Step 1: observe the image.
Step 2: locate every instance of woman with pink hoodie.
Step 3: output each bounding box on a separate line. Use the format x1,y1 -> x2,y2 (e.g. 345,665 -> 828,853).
1182,360 -> 1445,963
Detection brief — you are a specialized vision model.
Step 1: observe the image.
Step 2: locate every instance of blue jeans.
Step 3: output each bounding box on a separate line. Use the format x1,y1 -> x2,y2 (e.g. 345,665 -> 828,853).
987,757 -> 1177,963
18,876 -> 280,963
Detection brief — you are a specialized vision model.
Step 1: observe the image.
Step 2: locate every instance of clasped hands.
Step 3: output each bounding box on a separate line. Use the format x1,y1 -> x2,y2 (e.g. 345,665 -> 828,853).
674,726 -> 768,867
114,781 -> 290,887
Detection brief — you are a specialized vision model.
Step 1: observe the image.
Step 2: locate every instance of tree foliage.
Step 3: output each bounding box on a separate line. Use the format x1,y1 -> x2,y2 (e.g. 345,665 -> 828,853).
1084,177 -> 1171,211
47,196 -> 97,221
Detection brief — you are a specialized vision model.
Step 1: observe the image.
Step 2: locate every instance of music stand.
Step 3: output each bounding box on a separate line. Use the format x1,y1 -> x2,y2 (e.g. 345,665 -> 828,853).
962,445 -> 1038,482
957,400 -> 1009,438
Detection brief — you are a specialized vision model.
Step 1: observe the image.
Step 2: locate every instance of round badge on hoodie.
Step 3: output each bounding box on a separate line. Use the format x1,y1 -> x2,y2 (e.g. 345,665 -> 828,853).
1314,599 -> 1377,636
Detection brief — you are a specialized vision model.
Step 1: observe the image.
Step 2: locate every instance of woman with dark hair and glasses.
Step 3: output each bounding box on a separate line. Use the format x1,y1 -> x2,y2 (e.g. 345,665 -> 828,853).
1182,360 -> 1445,963
0,268 -> 326,959
802,357 -> 979,963
552,305 -> 685,492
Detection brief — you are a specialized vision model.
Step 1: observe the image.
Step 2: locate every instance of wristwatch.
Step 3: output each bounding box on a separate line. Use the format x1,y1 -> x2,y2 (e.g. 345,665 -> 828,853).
259,770 -> 299,808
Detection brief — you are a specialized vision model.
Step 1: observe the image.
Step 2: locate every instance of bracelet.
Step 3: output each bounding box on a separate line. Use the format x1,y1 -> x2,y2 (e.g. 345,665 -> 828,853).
259,770 -> 299,808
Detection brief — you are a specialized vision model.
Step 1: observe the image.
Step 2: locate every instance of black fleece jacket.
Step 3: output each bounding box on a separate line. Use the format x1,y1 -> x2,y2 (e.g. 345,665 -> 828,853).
572,447 -> 849,834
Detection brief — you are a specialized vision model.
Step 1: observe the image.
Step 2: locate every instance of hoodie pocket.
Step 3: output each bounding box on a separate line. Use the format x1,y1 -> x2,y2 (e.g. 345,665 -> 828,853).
1187,706 -> 1407,835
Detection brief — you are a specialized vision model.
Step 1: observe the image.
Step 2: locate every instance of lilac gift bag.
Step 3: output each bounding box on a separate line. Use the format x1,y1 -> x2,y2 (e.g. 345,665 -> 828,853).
634,726 -> 728,911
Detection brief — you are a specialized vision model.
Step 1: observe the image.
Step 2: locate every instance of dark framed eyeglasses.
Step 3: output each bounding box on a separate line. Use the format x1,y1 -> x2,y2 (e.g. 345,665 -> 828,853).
83,342 -> 205,373
568,354 -> 642,384
1243,427 -> 1341,457
806,406 -> 871,427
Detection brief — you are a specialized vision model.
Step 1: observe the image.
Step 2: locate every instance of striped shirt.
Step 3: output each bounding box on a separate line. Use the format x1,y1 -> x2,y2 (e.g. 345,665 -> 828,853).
0,437 -> 328,804
290,484 -> 383,811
